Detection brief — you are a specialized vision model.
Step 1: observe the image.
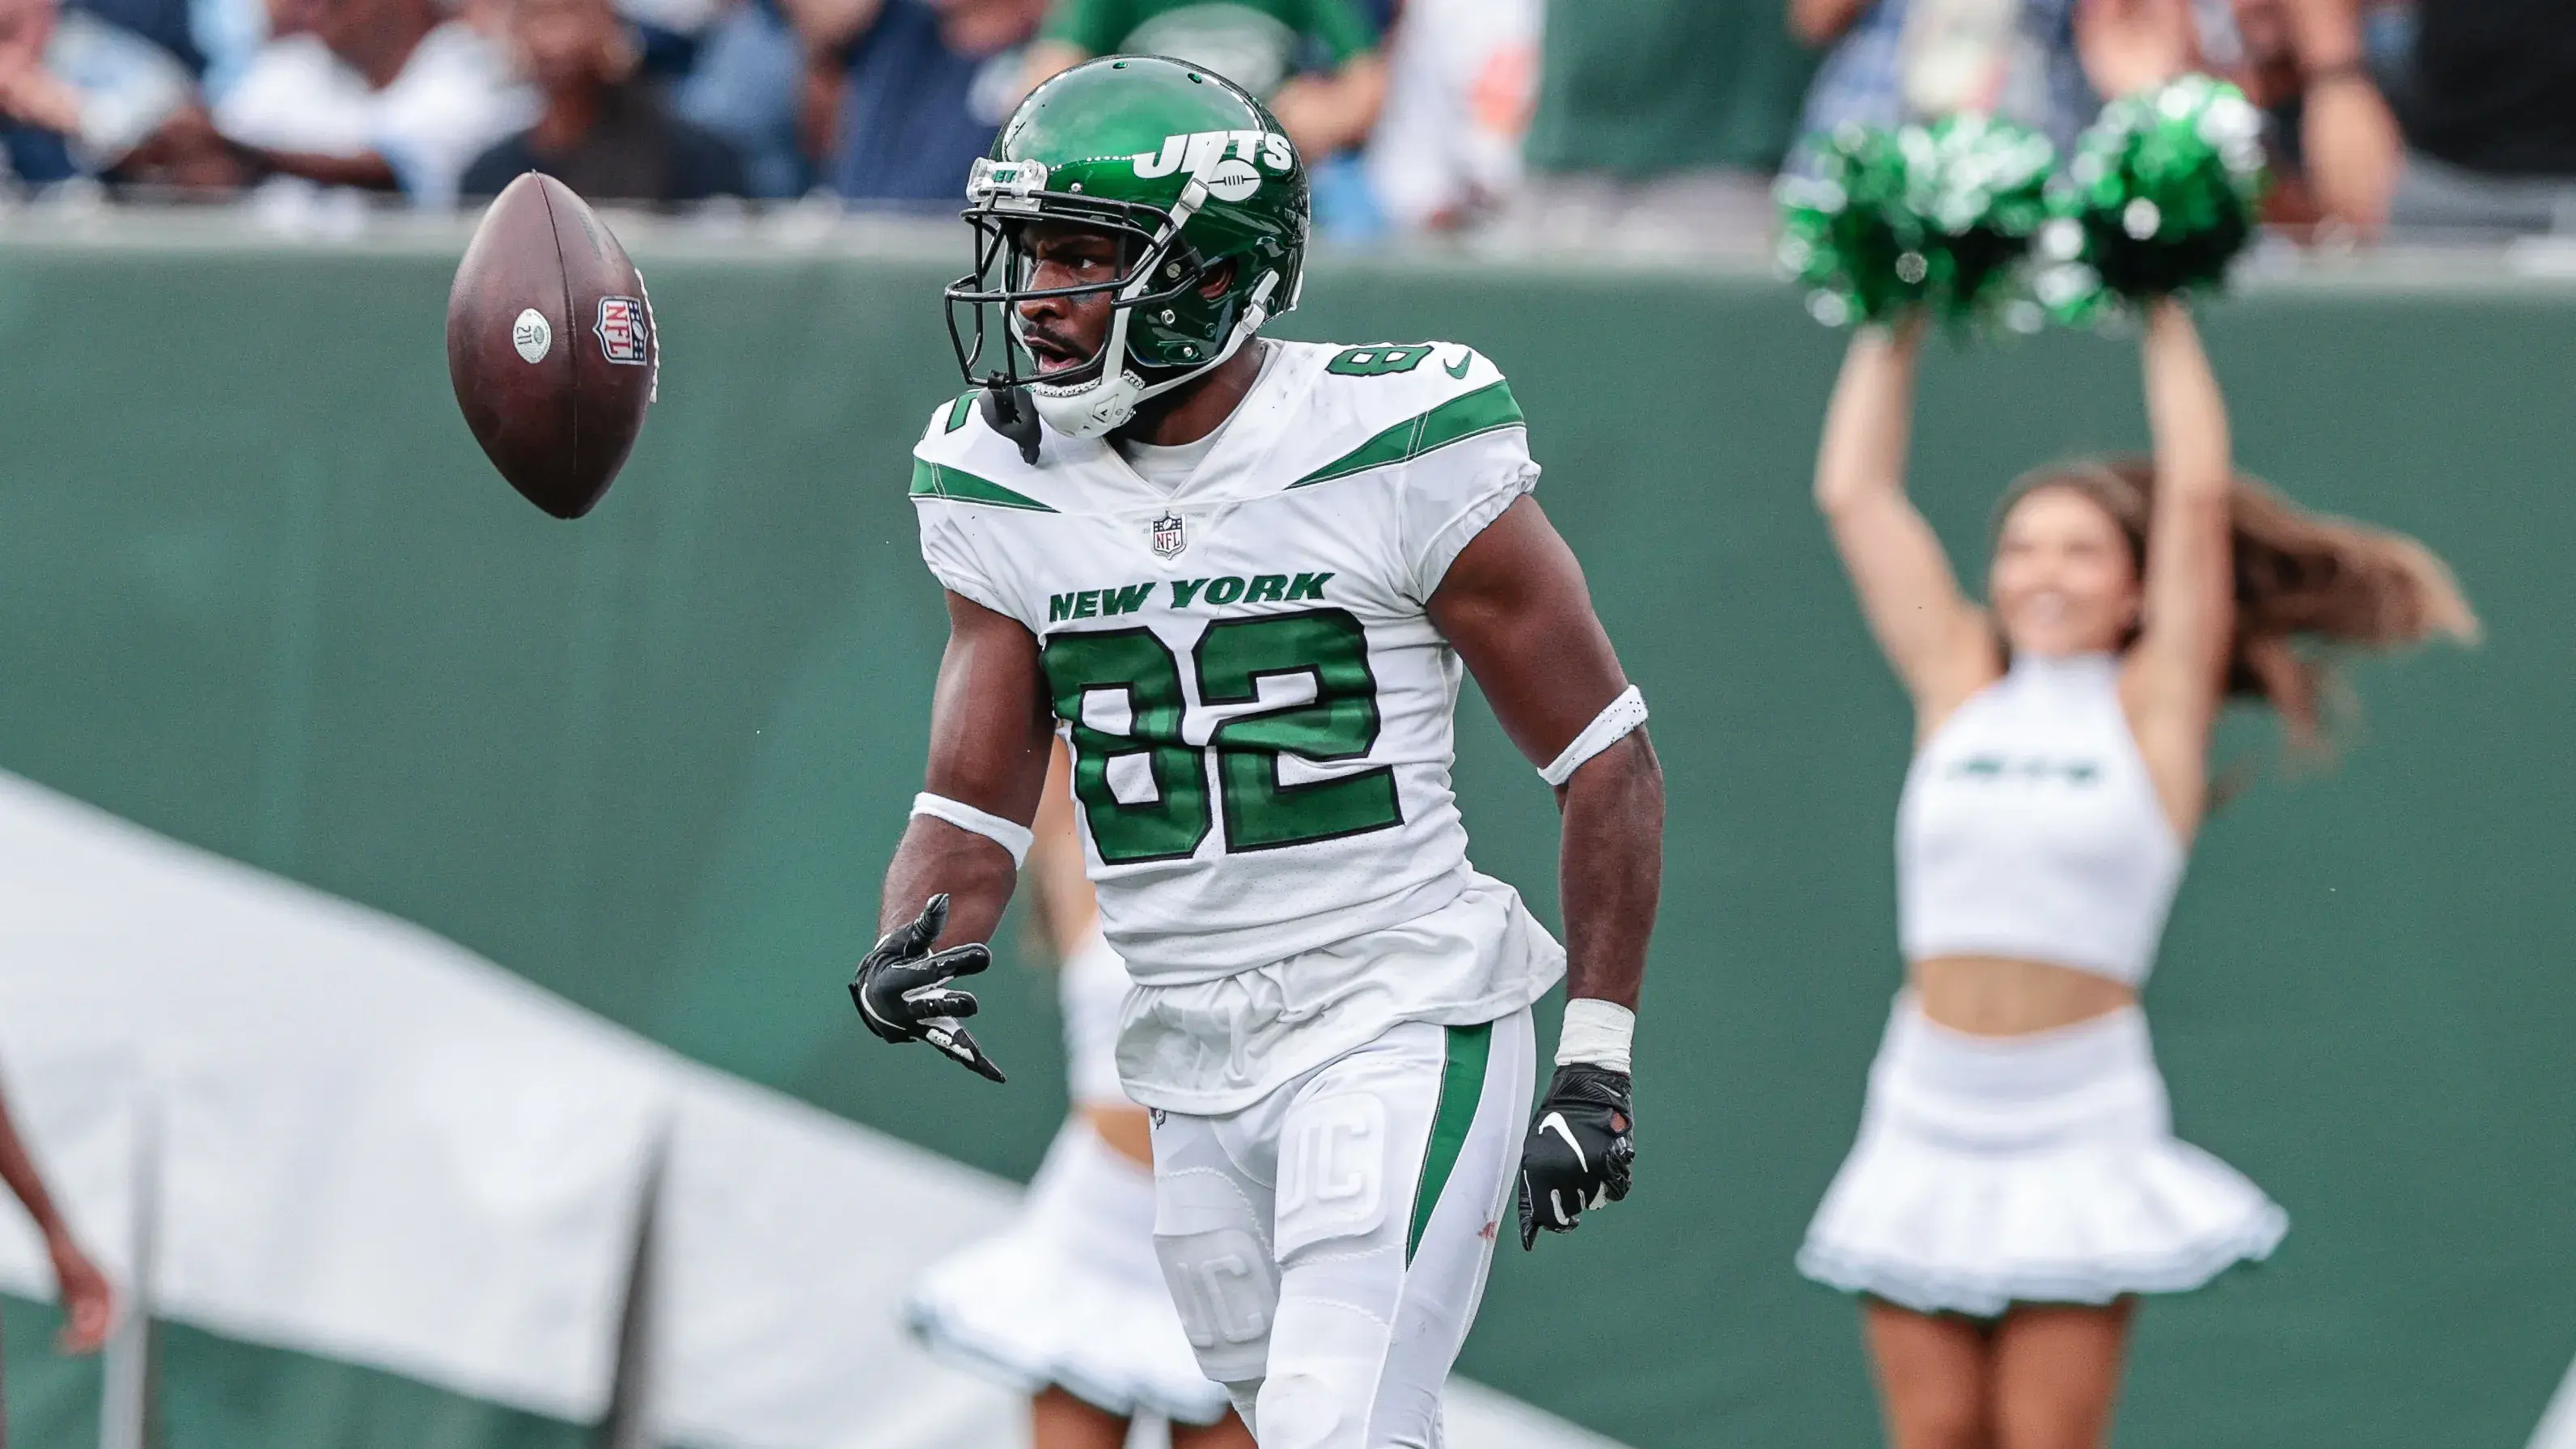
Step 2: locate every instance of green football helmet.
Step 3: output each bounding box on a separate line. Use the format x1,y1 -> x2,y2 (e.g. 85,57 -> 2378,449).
945,55 -> 1311,440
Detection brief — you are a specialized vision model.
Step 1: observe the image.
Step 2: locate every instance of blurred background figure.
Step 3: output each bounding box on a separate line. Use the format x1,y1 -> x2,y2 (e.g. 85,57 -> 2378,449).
2366,0 -> 2576,235
1788,0 -> 2103,159
1019,0 -> 1383,162
1017,0 -> 1385,233
1782,0 -> 2422,238
1507,0 -> 1811,253
212,0 -> 531,206
1362,0 -> 1536,234
608,0 -> 718,77
905,746 -> 1256,1449
1790,0 -> 2218,169
66,0 -> 201,73
794,0 -> 1043,212
670,0 -> 804,196
460,0 -> 745,201
0,0 -> 239,191
0,1059 -> 117,1372
2218,0 -> 2402,235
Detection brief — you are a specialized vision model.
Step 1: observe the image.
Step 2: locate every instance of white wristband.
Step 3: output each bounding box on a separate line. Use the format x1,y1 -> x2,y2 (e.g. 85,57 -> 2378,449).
1539,686 -> 1649,786
1555,998 -> 1635,1074
910,793 -> 1033,867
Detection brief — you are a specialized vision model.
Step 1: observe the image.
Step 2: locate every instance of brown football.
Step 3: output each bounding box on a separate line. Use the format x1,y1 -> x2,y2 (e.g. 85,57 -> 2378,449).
447,173 -> 658,519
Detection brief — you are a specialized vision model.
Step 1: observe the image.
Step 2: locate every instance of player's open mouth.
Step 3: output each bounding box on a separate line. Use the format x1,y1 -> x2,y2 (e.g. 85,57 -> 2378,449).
1023,331 -> 1091,376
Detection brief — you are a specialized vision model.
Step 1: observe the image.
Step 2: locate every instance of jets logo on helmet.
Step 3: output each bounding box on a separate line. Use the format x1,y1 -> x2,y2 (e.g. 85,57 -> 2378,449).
1130,129 -> 1296,184
943,56 -> 1311,447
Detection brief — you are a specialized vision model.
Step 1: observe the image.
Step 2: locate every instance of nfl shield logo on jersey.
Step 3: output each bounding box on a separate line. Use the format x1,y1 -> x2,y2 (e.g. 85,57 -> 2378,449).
1150,512 -> 1187,559
594,297 -> 650,365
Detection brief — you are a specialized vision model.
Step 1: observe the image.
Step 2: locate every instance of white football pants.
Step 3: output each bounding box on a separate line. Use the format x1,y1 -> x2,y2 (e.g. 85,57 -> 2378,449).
1148,1009 -> 1536,1449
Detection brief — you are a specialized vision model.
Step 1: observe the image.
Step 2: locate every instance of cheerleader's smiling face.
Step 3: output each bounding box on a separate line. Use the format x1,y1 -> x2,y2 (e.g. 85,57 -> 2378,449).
1990,485 -> 2143,658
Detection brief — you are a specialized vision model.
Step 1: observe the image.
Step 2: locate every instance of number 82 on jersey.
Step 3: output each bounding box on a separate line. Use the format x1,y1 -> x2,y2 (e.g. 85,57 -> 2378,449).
1044,607 -> 1403,863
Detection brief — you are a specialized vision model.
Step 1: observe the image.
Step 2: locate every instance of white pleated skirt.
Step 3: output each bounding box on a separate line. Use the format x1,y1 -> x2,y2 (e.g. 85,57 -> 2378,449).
907,1120 -> 1231,1426
1799,993 -> 2286,1318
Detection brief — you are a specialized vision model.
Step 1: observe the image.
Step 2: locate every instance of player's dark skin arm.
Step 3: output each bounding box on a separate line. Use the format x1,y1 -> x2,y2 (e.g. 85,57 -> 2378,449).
876,590 -> 1057,944
1428,496 -> 1663,1010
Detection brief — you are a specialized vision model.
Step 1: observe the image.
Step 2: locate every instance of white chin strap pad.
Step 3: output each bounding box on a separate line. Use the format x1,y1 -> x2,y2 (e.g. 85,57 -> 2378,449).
1029,303 -> 1147,438
1031,371 -> 1146,439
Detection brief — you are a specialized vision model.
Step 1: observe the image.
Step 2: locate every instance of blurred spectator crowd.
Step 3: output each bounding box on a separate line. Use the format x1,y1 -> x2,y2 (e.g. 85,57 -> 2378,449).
0,0 -> 2570,239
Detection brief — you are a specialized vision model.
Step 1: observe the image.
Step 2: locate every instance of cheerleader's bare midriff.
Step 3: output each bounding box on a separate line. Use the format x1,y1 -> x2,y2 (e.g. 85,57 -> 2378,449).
1909,953 -> 2140,1037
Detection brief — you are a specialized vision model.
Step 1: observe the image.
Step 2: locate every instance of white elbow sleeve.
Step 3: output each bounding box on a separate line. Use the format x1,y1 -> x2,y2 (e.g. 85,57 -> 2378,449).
1539,686 -> 1649,787
910,793 -> 1033,867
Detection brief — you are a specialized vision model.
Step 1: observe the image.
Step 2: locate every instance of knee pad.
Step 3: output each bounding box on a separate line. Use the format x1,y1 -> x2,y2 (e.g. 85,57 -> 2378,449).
1155,1168 -> 1279,1384
1256,1371 -> 1345,1449
1252,1294 -> 1403,1448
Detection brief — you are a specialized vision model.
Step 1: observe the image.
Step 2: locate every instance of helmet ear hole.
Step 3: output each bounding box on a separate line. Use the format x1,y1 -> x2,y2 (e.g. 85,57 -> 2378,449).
1197,259 -> 1237,300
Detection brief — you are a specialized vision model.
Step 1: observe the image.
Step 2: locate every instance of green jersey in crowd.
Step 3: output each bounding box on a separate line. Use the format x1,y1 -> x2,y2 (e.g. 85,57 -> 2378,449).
1039,0 -> 1379,96
1523,0 -> 1817,176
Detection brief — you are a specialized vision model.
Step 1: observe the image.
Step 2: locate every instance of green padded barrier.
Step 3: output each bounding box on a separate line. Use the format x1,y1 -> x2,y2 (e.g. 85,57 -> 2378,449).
0,235 -> 2570,1447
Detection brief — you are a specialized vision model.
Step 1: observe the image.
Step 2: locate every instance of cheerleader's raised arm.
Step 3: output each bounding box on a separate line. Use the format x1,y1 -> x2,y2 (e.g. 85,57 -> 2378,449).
2121,299 -> 2239,840
1812,320 -> 1999,737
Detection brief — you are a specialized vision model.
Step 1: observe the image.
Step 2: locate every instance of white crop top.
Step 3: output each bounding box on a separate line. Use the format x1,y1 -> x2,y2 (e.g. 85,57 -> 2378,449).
1896,652 -> 2185,986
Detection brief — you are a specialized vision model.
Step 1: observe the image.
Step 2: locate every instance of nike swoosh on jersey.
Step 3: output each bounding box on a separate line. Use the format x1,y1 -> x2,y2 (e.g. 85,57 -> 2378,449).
1539,1111 -> 1589,1171
1444,350 -> 1473,379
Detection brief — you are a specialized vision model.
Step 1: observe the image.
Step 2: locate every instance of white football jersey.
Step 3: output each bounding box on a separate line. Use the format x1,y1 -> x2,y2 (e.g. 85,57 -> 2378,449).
911,339 -> 1541,988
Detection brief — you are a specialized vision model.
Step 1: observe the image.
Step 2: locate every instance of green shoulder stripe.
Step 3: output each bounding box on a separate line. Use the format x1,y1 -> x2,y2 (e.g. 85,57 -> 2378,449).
909,458 -> 1056,512
943,392 -> 977,433
1290,379 -> 1524,489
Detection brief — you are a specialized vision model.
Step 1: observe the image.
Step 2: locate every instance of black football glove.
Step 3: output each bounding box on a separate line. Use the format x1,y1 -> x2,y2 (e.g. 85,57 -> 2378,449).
1516,1062 -> 1634,1249
847,894 -> 1006,1083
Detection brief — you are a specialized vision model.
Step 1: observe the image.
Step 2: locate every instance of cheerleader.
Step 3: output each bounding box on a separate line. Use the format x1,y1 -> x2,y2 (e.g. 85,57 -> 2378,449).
908,745 -> 1253,1449
1797,303 -> 2474,1448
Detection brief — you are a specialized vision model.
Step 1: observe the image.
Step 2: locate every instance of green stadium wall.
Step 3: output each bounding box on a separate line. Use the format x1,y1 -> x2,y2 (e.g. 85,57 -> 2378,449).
0,235 -> 2570,1447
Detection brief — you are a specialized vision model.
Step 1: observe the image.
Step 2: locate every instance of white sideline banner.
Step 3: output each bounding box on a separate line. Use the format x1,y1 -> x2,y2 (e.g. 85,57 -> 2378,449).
2531,1350 -> 2576,1449
649,1065 -> 1024,1449
0,772 -> 661,1423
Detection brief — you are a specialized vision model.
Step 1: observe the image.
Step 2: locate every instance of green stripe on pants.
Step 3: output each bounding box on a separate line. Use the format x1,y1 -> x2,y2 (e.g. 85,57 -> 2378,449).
1405,1021 -> 1493,1263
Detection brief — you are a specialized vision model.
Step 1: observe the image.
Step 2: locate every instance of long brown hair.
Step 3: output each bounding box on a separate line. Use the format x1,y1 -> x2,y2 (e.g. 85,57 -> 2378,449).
1994,456 -> 2479,751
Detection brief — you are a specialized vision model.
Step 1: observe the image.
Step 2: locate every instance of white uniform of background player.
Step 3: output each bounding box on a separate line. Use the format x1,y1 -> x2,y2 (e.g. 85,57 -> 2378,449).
904,339 -> 1628,1446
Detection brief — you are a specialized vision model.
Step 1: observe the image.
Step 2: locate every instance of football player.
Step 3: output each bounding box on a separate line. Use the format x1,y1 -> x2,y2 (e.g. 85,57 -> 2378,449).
852,55 -> 1663,1448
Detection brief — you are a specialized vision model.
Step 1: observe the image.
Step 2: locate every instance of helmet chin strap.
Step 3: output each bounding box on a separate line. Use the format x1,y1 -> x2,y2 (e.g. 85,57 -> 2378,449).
1029,271 -> 1277,440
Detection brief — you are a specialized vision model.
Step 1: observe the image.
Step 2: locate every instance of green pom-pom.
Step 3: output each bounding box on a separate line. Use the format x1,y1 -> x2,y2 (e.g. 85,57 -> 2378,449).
1778,117 -> 2054,335
2037,74 -> 2269,326
1897,116 -> 2056,336
1776,124 -> 1919,328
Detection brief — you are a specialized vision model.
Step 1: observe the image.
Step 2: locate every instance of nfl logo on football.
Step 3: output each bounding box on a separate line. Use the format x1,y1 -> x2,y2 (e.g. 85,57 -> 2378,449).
1150,513 -> 1186,559
595,297 -> 650,366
